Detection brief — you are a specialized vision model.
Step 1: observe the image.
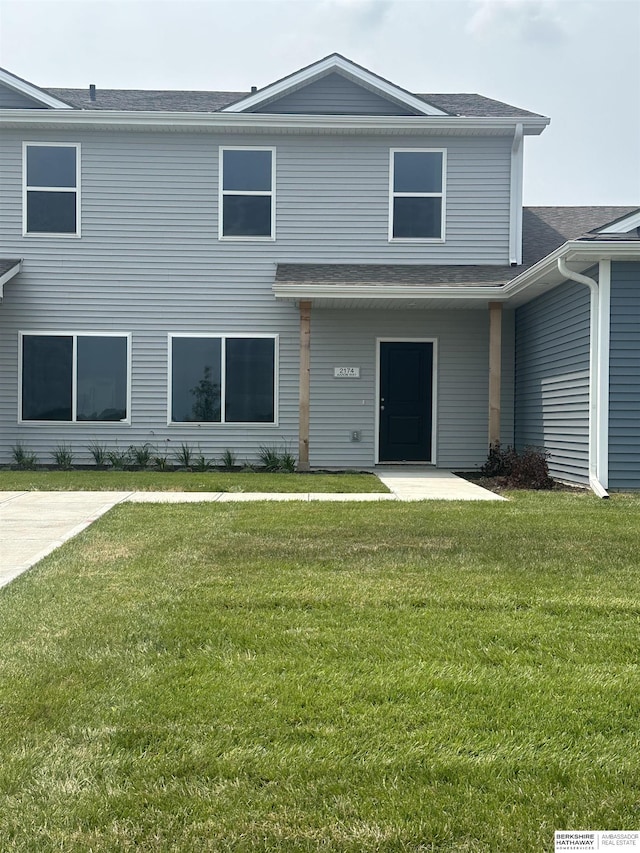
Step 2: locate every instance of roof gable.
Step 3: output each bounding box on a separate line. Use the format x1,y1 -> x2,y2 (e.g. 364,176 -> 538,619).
222,54 -> 448,116
0,67 -> 72,109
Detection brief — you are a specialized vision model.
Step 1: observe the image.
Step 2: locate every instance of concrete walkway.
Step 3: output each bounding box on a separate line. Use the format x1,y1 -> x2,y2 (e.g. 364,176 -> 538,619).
0,471 -> 502,589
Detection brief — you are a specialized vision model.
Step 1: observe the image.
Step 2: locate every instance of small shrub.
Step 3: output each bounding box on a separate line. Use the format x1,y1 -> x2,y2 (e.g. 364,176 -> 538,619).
509,447 -> 554,490
107,446 -> 131,470
258,442 -> 297,473
153,454 -> 172,472
87,441 -> 108,467
280,447 -> 296,473
480,443 -> 517,478
174,443 -> 193,470
193,451 -> 211,472
12,443 -> 37,470
220,449 -> 236,471
51,443 -> 73,470
480,443 -> 553,490
258,444 -> 282,472
130,443 -> 152,469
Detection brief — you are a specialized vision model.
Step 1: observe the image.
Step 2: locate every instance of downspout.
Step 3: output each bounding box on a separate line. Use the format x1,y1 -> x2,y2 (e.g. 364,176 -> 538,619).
557,257 -> 609,498
508,123 -> 524,265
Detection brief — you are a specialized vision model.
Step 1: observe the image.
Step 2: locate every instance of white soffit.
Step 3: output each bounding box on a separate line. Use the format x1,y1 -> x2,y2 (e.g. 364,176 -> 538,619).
221,54 -> 448,116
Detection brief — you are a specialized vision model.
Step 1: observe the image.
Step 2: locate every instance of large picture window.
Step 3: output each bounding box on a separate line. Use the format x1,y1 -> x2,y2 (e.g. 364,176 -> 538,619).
220,147 -> 275,239
23,143 -> 80,236
170,335 -> 276,424
389,149 -> 445,241
21,333 -> 128,422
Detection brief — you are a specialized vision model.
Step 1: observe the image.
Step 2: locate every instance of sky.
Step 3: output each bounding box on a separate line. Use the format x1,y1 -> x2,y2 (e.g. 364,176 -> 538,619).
1,0 -> 639,207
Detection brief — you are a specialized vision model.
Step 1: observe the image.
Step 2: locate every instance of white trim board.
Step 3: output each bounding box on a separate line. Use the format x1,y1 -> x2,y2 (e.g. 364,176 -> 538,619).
221,54 -> 448,117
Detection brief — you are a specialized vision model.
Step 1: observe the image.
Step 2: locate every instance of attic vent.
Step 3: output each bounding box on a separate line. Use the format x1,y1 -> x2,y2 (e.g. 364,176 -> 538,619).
89,84 -> 96,101
251,86 -> 257,93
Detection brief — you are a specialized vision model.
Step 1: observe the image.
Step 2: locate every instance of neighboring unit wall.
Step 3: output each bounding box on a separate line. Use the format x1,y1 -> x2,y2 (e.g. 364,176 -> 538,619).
515,280 -> 591,484
608,261 -> 640,490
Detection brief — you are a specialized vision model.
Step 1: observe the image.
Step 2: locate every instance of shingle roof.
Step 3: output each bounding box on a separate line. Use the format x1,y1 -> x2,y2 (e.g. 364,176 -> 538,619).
0,259 -> 21,278
522,206 -> 640,266
275,207 -> 640,289
417,94 -> 541,119
44,88 -> 245,112
42,86 -> 542,117
275,263 -> 515,288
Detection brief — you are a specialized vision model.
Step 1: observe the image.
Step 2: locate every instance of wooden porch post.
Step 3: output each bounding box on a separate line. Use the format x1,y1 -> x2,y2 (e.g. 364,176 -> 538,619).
298,300 -> 311,471
488,301 -> 503,447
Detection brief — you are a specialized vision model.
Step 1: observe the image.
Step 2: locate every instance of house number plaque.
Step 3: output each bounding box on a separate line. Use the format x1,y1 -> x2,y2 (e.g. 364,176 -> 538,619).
334,367 -> 360,378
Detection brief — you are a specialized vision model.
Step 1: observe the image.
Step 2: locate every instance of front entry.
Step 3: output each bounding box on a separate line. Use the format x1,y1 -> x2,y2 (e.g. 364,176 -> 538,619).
378,341 -> 433,462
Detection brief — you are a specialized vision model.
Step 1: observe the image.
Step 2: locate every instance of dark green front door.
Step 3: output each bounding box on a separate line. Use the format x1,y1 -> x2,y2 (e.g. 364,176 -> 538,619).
379,341 -> 433,462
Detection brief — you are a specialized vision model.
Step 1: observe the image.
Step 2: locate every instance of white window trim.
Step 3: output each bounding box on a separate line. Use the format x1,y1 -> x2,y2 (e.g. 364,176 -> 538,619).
167,333 -> 279,426
388,148 -> 446,243
18,331 -> 131,424
374,337 -> 438,465
218,146 -> 276,241
22,142 -> 81,238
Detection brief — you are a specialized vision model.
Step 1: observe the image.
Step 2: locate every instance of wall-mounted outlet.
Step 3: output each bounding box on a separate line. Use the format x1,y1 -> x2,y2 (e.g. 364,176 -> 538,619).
350,430 -> 361,442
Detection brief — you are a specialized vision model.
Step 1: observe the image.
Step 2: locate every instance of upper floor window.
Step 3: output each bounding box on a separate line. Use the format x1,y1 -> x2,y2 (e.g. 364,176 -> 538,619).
389,149 -> 445,241
219,147 -> 275,240
20,332 -> 129,422
23,143 -> 80,236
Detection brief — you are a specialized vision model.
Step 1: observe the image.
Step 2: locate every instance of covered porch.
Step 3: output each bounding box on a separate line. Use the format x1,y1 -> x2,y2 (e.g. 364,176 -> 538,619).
274,264 -> 512,472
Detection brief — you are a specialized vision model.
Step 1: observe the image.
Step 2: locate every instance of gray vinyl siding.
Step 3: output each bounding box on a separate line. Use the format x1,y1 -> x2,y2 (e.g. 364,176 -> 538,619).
308,308 -> 514,469
515,280 -> 591,484
608,261 -> 640,490
252,73 -> 417,115
0,85 -> 46,109
0,125 -> 514,465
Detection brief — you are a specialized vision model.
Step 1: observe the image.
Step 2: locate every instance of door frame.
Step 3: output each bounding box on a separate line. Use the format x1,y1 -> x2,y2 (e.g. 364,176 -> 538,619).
375,337 -> 438,465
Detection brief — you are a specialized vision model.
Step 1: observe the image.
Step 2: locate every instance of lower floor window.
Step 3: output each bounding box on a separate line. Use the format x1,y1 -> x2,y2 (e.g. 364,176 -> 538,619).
21,333 -> 128,422
171,335 -> 276,424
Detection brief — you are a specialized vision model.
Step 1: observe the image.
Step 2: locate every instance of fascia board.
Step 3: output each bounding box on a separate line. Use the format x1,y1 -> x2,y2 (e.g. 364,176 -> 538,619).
0,260 -> 22,297
274,242 -> 640,304
273,283 -> 509,301
504,241 -> 640,298
220,55 -> 447,116
0,69 -> 72,109
0,109 -> 550,135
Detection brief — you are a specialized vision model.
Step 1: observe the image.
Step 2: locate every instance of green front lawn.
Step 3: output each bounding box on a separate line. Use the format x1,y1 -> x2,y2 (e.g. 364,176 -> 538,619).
1,493 -> 639,851
0,469 -> 387,493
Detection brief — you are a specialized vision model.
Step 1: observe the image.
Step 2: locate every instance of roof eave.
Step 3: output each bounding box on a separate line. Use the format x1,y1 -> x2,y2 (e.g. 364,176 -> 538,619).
0,109 -> 550,134
0,260 -> 22,298
274,241 -> 640,305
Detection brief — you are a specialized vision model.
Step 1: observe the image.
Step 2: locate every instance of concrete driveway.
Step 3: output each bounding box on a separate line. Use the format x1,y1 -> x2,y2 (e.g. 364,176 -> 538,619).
0,491 -> 129,589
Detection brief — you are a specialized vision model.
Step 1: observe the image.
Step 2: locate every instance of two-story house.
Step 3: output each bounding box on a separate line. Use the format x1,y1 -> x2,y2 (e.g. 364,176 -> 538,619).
1,54 -> 639,491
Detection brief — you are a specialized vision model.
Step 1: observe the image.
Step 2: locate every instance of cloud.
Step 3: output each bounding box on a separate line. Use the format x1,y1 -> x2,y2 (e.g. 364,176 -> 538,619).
466,0 -> 567,45
324,0 -> 394,34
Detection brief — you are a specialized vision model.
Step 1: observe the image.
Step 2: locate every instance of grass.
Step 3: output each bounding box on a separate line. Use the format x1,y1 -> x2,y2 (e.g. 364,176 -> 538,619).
1,492 -> 640,851
0,469 -> 387,493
